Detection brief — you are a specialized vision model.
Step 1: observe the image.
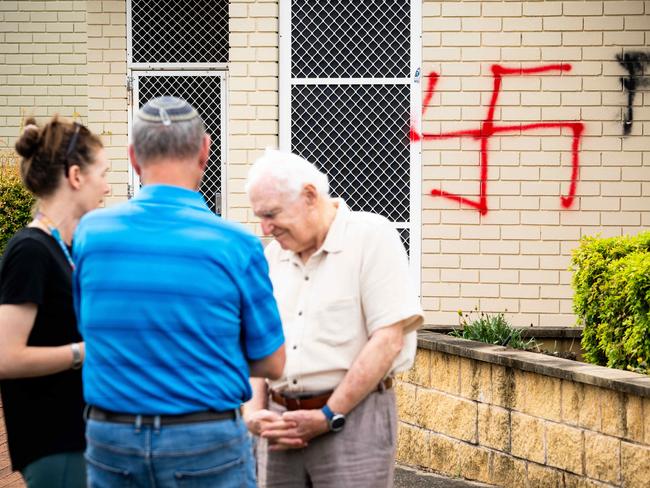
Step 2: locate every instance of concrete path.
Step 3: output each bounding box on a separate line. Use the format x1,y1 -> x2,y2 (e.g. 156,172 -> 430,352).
394,465 -> 497,488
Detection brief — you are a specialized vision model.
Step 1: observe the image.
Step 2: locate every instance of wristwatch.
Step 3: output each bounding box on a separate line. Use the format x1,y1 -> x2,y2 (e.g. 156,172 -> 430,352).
321,404 -> 346,432
70,343 -> 82,370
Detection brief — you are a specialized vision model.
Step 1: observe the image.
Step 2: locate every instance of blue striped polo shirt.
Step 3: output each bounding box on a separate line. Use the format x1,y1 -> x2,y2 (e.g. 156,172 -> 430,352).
73,184 -> 284,414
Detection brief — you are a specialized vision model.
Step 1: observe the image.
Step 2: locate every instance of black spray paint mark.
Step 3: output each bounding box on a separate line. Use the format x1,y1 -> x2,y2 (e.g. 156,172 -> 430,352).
617,51 -> 650,135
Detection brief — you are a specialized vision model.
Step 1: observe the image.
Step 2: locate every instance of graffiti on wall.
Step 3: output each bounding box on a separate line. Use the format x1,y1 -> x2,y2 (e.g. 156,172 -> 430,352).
617,51 -> 650,136
410,64 -> 585,215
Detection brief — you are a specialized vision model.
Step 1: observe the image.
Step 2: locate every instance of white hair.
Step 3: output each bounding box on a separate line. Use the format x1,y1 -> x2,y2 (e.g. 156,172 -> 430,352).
245,148 -> 329,199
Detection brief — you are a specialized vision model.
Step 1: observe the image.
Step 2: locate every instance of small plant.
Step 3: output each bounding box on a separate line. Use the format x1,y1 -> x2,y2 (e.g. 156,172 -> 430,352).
450,309 -> 537,351
0,153 -> 35,255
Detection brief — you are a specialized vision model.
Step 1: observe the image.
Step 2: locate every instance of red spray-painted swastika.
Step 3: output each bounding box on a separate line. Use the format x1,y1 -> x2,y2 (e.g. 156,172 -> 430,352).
411,64 -> 585,215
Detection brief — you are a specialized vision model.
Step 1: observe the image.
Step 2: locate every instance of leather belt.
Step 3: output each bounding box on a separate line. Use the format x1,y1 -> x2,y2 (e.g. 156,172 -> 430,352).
270,377 -> 393,411
88,406 -> 238,426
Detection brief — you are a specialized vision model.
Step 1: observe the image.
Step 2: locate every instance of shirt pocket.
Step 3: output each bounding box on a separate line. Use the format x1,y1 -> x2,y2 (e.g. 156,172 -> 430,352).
316,296 -> 359,346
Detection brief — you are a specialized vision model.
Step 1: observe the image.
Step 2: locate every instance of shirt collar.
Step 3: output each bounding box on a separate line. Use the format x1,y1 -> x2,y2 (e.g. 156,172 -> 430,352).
134,184 -> 208,211
321,198 -> 348,254
277,198 -> 349,262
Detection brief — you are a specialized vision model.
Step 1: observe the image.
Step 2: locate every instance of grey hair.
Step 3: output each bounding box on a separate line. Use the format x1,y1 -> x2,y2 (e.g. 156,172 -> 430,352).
132,113 -> 205,164
245,148 -> 329,199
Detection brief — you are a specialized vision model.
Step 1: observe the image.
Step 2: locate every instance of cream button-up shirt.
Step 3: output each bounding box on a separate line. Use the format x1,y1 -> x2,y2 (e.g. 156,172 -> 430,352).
265,199 -> 424,393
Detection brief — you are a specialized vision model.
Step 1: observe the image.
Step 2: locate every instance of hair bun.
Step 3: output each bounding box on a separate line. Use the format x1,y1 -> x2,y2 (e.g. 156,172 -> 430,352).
15,118 -> 40,159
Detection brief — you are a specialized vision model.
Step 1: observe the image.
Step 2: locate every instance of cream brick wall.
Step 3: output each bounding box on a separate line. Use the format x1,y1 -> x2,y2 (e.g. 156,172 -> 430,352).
87,0 -> 127,205
2,1 -> 650,328
228,0 -> 279,233
421,0 -> 650,327
0,0 -> 87,151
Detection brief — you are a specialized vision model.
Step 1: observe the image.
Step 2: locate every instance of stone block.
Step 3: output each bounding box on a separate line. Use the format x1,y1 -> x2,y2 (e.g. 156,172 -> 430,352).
546,422 -> 584,474
621,442 -> 650,488
478,404 -> 510,452
600,389 -> 624,438
396,423 -> 430,468
460,358 -> 492,402
511,412 -> 545,464
564,473 -> 616,488
489,452 -> 527,488
561,379 -> 580,425
403,348 -> 431,387
624,394 -> 644,443
492,365 -> 519,409
584,431 -> 620,484
430,351 -> 459,394
395,381 -> 417,425
522,372 -> 561,421
578,384 -> 601,432
427,433 -> 461,477
645,398 -> 650,446
416,389 -> 477,443
526,462 -> 564,488
457,442 -> 490,484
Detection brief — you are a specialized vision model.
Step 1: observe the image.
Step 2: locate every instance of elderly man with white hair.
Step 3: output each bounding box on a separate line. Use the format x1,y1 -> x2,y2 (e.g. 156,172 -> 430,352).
243,149 -> 424,487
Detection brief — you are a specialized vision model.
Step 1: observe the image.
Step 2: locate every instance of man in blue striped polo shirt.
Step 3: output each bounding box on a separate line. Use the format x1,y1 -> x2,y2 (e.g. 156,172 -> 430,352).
73,97 -> 286,488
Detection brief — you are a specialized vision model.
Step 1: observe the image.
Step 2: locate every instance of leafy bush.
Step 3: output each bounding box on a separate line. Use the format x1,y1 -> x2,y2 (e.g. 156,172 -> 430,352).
0,154 -> 35,255
571,232 -> 650,374
450,310 -> 536,350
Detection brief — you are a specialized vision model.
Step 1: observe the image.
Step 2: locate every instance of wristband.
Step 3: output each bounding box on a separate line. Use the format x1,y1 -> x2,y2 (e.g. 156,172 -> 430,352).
70,343 -> 82,370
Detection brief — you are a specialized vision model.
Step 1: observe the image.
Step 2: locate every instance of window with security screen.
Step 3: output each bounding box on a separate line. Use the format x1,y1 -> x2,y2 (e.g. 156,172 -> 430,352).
133,73 -> 226,214
291,1 -> 411,78
291,84 -> 411,222
130,0 -> 228,65
281,0 -> 420,276
127,1 -> 229,215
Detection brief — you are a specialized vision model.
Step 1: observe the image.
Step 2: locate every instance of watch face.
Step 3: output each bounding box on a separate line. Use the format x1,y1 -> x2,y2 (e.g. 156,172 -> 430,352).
331,414 -> 346,432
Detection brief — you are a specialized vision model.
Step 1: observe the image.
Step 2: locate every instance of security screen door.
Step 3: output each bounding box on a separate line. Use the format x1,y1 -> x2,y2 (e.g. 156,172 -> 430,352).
127,0 -> 228,215
279,0 -> 421,285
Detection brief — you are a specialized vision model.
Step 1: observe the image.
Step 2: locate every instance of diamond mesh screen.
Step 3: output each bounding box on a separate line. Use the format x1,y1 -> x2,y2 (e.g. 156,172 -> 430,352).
131,0 -> 228,64
137,75 -> 223,213
291,0 -> 410,78
291,84 -> 410,222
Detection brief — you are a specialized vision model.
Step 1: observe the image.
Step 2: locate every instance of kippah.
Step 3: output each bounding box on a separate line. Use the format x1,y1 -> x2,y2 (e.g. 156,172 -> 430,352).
136,96 -> 200,126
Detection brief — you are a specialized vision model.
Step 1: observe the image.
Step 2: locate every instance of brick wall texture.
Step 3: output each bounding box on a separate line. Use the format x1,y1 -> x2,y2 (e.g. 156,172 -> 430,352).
0,0 -> 88,148
419,0 -> 650,329
396,348 -> 650,487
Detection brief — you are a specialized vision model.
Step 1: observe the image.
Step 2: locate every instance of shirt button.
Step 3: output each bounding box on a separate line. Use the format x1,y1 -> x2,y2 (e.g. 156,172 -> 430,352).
292,345 -> 297,350
298,311 -> 303,316
304,276 -> 309,281
292,379 -> 298,385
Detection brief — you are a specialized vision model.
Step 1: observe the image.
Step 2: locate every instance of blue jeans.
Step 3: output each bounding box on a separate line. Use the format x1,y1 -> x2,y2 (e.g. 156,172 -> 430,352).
85,416 -> 256,488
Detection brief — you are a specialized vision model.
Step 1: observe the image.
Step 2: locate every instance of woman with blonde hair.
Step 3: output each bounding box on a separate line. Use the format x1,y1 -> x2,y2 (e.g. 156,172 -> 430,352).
0,116 -> 109,487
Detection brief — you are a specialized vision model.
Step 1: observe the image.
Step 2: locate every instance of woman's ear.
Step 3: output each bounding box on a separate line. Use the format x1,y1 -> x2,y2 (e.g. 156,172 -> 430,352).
67,164 -> 83,190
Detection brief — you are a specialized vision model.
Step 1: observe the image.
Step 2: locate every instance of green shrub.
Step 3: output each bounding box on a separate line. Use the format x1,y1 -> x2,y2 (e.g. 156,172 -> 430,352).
0,155 -> 35,255
450,310 -> 536,350
571,232 -> 650,374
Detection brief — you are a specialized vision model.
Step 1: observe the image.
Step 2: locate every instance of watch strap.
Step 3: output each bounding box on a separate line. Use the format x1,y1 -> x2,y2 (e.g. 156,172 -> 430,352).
321,404 -> 334,421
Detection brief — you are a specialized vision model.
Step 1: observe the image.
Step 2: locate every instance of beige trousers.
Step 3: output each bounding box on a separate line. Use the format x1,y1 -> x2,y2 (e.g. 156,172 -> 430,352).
256,388 -> 397,488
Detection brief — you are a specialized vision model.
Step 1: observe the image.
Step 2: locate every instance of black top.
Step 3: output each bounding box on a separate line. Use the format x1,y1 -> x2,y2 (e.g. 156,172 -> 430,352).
0,227 -> 85,472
